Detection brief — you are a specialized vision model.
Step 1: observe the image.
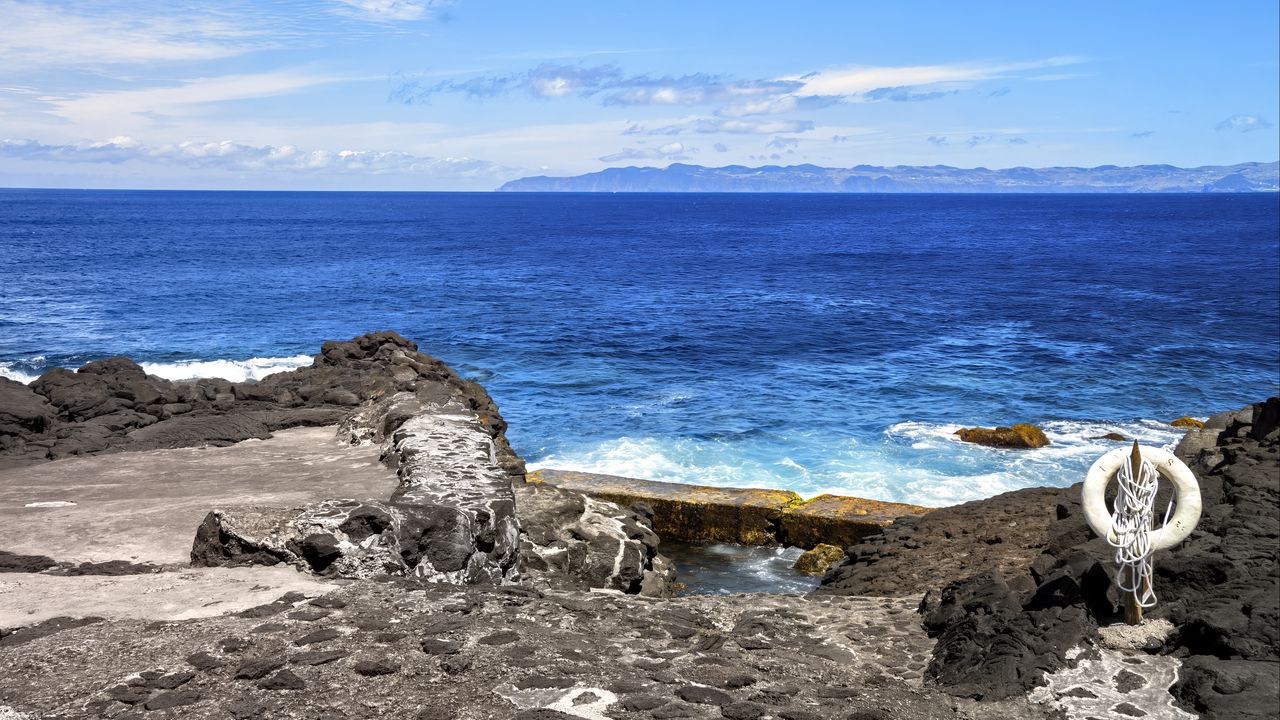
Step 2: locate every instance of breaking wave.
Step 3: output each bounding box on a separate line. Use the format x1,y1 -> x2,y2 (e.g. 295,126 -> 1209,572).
0,354 -> 314,384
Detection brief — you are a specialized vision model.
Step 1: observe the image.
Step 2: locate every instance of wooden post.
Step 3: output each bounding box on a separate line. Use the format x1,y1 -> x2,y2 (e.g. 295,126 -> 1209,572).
1124,440 -> 1147,626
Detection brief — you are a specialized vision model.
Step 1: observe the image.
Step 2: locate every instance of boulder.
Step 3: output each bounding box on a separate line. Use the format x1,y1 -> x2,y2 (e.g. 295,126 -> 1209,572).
126,415 -> 272,450
792,544 -> 843,576
1170,416 -> 1205,428
954,424 -> 1050,449
0,377 -> 54,436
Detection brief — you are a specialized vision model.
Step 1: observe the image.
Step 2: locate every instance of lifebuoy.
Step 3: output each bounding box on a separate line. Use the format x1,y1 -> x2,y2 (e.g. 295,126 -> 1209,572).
1082,446 -> 1201,551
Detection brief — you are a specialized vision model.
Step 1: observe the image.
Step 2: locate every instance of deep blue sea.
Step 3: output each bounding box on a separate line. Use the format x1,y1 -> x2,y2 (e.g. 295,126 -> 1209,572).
2,190 -> 1277,507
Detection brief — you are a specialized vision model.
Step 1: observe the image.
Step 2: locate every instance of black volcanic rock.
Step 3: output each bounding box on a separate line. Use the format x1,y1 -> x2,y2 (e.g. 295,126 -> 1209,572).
0,331 -> 523,476
904,398 -> 1279,717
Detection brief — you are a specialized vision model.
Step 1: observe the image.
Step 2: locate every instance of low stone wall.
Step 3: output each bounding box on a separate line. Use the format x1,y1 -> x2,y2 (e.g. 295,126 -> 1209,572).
527,469 -> 929,549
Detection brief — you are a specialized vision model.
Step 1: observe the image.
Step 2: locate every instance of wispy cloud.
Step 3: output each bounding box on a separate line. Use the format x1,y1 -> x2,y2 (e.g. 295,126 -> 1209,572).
332,0 -> 451,22
0,136 -> 499,176
926,135 -> 948,146
966,135 -> 992,147
0,1 -> 267,69
398,56 -> 1087,118
862,86 -> 956,102
1215,114 -> 1273,133
45,71 -> 357,130
397,63 -> 802,109
622,117 -> 814,136
785,57 -> 1083,97
598,141 -> 694,162
766,136 -> 800,150
1131,130 -> 1155,138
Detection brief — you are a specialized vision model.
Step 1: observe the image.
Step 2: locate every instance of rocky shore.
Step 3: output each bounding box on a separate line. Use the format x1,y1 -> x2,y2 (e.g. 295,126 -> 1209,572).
1,332 -> 1276,719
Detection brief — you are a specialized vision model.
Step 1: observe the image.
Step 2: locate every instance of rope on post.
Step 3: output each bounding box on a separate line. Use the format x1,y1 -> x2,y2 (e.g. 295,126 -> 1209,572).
1105,444 -> 1175,609
1082,442 -> 1202,624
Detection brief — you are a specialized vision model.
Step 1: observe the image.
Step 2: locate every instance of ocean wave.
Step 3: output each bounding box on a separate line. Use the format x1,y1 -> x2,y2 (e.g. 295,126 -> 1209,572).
0,354 -> 315,384
139,355 -> 314,382
0,363 -> 40,384
527,417 -> 1198,509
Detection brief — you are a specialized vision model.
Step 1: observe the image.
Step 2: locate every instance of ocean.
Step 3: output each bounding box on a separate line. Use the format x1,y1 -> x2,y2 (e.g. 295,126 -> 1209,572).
2,190 -> 1277,509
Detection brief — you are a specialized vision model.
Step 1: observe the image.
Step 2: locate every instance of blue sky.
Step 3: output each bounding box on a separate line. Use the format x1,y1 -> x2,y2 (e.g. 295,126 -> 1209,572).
1,0 -> 1277,189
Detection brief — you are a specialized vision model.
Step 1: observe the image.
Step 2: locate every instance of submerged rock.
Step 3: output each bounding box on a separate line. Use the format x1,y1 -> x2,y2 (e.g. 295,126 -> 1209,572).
792,544 -> 844,576
954,423 -> 1050,449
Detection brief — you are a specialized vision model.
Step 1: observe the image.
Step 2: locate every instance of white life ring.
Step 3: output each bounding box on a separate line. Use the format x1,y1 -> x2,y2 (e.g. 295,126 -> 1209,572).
1082,446 -> 1201,551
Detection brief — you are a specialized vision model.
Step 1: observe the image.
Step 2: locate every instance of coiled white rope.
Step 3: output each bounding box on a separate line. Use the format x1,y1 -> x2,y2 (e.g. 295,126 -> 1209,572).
1107,456 -> 1175,608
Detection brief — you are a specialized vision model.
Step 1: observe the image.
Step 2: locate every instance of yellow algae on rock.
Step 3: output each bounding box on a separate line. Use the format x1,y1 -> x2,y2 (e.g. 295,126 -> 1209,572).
1170,416 -> 1205,429
792,543 -> 846,576
781,493 -> 929,549
530,470 -> 929,549
954,423 -> 1050,449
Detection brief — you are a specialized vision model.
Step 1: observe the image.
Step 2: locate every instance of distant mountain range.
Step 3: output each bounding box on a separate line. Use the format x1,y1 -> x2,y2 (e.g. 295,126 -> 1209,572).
498,161 -> 1280,193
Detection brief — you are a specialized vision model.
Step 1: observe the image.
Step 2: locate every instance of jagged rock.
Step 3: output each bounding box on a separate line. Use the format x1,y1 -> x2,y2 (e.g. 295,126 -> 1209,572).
514,482 -> 675,595
819,486 -> 1066,597
2,332 -> 523,475
954,424 -> 1050,449
792,544 -> 844,576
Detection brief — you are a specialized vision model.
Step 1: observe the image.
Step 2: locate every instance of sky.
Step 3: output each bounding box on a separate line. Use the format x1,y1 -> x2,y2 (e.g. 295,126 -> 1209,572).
0,0 -> 1277,190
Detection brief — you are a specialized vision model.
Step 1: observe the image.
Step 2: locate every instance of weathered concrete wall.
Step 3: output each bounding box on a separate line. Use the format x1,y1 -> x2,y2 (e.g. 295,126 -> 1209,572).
528,469 -> 929,549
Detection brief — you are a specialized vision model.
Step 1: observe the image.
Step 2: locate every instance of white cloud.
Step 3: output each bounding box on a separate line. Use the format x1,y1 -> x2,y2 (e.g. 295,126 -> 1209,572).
0,136 -> 499,177
1215,114 -> 1273,133
786,57 -> 1084,98
599,142 -> 693,162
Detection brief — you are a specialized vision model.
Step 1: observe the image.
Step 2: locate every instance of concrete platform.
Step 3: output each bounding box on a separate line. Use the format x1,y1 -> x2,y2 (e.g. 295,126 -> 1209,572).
528,469 -> 929,549
0,426 -> 397,565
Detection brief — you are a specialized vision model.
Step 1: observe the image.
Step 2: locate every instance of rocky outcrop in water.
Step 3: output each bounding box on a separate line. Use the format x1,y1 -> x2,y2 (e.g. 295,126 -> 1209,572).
954,423 -> 1050,449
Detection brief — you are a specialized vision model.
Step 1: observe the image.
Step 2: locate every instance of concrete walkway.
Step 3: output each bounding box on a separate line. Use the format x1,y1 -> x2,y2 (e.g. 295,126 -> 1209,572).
0,426 -> 396,565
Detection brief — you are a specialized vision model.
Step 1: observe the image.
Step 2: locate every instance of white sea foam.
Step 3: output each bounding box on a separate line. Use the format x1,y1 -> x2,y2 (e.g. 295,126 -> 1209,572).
139,354 -> 314,382
529,417 -> 1198,509
0,354 -> 314,384
0,363 -> 40,384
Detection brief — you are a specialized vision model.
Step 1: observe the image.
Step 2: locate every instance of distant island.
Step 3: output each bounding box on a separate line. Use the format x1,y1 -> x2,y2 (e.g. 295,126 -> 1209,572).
498,160 -> 1280,193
